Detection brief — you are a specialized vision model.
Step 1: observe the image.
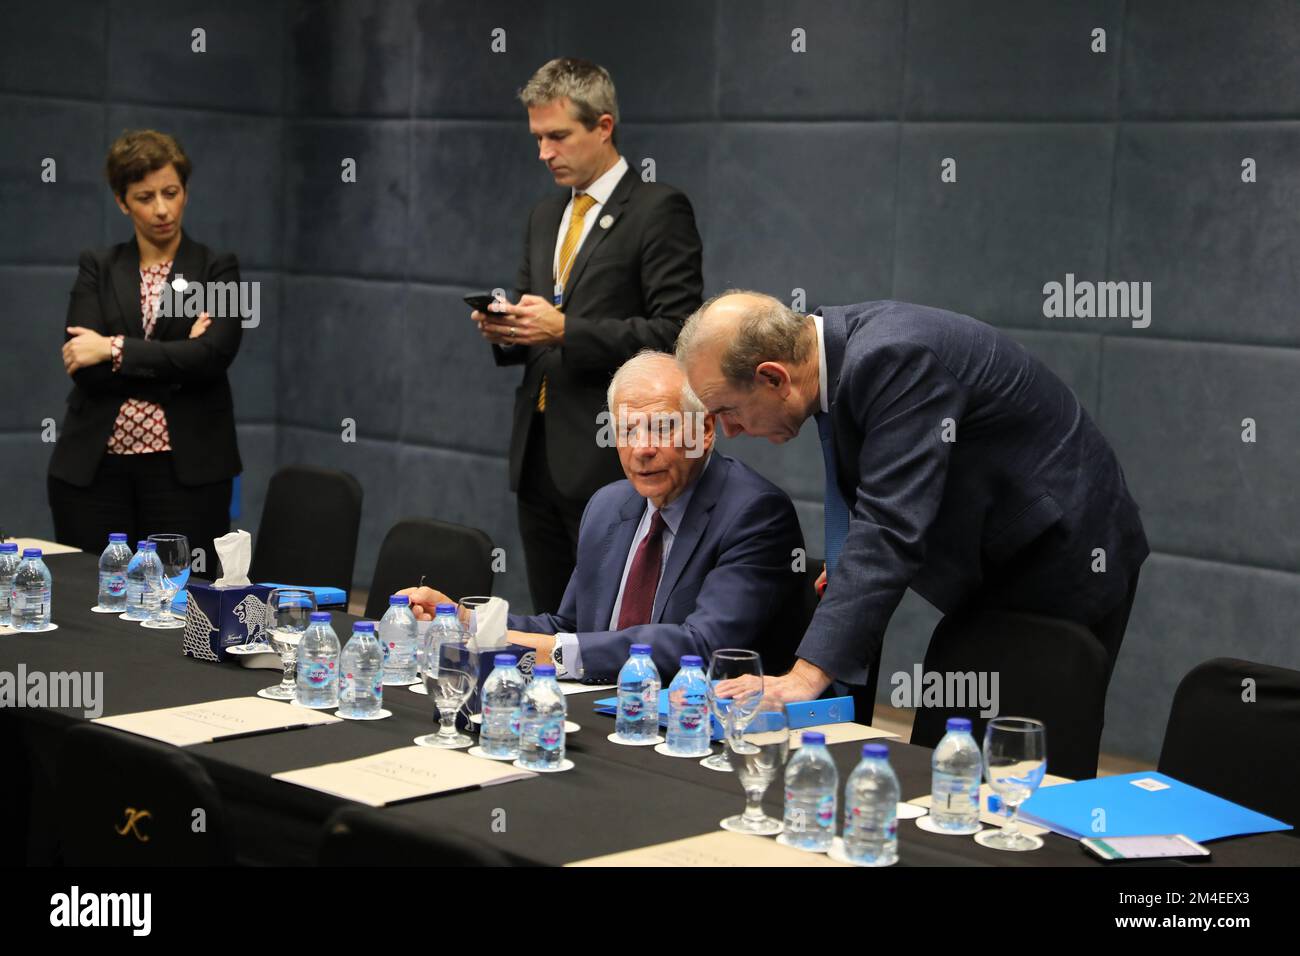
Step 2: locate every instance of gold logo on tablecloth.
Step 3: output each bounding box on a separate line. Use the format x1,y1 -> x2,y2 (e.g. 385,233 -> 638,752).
114,807 -> 152,842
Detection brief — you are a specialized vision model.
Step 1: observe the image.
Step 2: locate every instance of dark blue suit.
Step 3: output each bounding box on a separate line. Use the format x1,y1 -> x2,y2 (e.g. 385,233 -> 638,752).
799,301 -> 1150,685
509,452 -> 805,683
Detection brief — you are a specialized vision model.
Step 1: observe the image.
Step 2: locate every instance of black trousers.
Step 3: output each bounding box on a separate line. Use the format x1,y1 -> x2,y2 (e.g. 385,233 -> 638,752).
48,452 -> 231,580
515,415 -> 588,614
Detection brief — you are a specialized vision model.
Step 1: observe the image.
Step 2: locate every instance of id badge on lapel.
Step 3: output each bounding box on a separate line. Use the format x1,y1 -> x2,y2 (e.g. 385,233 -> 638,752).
553,282 -> 563,307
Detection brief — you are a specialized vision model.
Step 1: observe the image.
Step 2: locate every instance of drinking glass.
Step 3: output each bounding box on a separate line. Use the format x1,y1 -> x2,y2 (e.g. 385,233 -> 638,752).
702,649 -> 764,771
976,717 -> 1047,851
260,588 -> 316,701
143,533 -> 189,629
720,703 -> 788,835
415,621 -> 480,748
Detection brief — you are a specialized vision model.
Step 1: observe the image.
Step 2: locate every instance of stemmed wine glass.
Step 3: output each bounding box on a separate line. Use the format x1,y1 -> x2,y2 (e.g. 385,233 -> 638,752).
702,648 -> 764,771
720,702 -> 789,835
415,615 -> 480,748
975,717 -> 1047,851
259,588 -> 317,701
143,533 -> 189,629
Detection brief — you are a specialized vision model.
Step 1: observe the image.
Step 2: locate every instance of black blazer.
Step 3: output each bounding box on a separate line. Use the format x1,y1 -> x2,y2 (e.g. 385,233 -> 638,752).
48,233 -> 243,488
493,167 -> 704,500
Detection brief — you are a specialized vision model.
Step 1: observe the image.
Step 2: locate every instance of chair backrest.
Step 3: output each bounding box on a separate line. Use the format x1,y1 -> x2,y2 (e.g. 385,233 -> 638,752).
1158,657 -> 1300,829
318,805 -> 513,866
250,465 -> 363,601
364,518 -> 495,619
55,724 -> 234,866
909,608 -> 1110,780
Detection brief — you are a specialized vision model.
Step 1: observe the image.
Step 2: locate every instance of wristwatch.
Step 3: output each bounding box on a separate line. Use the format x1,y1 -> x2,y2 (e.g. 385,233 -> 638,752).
552,641 -> 565,677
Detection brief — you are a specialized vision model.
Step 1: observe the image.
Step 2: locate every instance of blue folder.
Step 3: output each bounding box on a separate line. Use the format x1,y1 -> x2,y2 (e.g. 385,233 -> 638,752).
1018,771 -> 1292,843
593,693 -> 856,741
256,583 -> 348,609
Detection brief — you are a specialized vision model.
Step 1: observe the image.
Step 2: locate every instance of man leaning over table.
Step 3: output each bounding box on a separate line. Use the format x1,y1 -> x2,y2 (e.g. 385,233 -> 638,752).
401,351 -> 804,684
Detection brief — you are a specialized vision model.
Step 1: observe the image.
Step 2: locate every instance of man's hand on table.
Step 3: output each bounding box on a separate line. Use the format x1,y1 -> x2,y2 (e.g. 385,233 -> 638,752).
715,659 -> 832,706
506,630 -> 557,665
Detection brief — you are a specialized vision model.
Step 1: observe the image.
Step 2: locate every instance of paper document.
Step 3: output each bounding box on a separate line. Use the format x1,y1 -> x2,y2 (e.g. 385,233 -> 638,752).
93,696 -> 341,746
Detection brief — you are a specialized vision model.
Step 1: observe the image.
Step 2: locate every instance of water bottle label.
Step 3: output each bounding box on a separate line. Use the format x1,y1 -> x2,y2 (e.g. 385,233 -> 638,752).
676,704 -> 706,732
371,677 -> 384,700
300,662 -> 335,688
102,574 -> 127,596
815,794 -> 835,829
538,718 -> 563,751
619,691 -> 644,719
509,707 -> 521,736
339,674 -> 354,700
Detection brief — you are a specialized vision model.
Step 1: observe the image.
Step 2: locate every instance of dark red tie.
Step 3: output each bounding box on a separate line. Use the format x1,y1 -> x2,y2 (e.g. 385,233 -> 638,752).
617,511 -> 667,629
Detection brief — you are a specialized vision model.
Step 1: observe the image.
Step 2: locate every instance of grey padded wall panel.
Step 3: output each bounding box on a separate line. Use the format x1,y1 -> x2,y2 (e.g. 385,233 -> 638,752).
716,0 -> 906,119
706,123 -> 898,304
289,0 -> 416,117
1108,122 -> 1300,348
278,276 -> 408,442
0,267 -> 80,434
226,271 -> 279,425
1,97 -> 105,264
892,124 -> 1114,329
904,0 -> 1124,119
1100,338 -> 1300,573
1,0 -> 107,100
0,435 -> 54,541
1122,0 -> 1300,118
107,0 -> 285,114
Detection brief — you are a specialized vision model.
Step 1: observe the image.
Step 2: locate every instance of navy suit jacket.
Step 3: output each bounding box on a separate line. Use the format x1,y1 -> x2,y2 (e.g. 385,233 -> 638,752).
799,301 -> 1150,685
509,452 -> 805,683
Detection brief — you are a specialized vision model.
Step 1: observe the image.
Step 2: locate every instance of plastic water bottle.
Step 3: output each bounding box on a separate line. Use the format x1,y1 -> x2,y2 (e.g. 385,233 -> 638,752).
843,743 -> 900,866
379,594 -> 419,685
296,611 -> 341,709
480,654 -> 526,758
783,731 -> 839,851
96,533 -> 132,611
338,621 -> 385,718
518,664 -> 566,769
10,548 -> 53,631
930,717 -> 983,831
666,654 -> 711,755
420,603 -> 464,674
123,541 -> 159,621
0,543 -> 20,626
615,643 -> 661,742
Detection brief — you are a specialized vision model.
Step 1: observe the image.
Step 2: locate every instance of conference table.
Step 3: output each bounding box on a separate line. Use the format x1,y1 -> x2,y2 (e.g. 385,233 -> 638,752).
3,552 -> 1297,867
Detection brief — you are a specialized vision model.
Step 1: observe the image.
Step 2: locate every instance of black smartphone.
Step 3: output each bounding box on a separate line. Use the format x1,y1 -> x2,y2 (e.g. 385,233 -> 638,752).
464,293 -> 510,314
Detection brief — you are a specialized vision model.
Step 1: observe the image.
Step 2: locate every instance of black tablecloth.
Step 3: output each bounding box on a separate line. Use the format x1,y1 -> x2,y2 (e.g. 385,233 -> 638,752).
3,553 -> 1296,867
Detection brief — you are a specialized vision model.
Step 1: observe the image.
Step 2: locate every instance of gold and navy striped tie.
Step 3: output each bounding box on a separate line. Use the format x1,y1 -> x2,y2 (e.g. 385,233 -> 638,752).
539,192 -> 598,412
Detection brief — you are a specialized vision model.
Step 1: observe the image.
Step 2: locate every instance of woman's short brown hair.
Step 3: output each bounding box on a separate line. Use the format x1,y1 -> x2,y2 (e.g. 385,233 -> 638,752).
105,129 -> 192,200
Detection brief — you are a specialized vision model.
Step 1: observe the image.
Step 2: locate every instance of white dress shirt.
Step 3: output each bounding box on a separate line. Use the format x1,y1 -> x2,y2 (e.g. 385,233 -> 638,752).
551,155 -> 630,291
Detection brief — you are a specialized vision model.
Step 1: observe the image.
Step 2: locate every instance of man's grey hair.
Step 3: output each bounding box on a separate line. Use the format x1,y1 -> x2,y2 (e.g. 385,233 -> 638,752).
519,58 -> 620,142
607,350 -> 705,416
675,289 -> 813,386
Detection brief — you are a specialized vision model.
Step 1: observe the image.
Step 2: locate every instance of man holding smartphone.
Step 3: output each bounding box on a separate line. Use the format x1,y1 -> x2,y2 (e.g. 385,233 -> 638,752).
471,58 -> 703,612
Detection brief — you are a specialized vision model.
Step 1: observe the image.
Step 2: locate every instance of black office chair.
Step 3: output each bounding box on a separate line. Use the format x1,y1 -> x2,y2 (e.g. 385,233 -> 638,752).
1158,658 -> 1300,830
909,607 -> 1110,780
55,724 -> 235,866
249,465 -> 363,603
363,518 -> 495,620
318,805 -> 514,866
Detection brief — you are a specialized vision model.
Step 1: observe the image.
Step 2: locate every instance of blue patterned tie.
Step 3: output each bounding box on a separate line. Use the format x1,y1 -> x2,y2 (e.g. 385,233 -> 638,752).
816,411 -> 850,574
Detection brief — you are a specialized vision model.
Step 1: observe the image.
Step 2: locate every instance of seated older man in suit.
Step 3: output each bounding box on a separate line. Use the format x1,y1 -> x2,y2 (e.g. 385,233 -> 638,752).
403,350 -> 804,683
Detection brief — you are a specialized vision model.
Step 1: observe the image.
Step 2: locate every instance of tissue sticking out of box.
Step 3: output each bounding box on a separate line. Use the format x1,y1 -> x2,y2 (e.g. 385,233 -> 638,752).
213,530 -> 253,588
467,596 -> 509,651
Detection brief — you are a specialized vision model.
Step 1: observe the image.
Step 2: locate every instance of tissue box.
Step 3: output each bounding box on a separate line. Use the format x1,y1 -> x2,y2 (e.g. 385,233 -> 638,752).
181,581 -> 273,663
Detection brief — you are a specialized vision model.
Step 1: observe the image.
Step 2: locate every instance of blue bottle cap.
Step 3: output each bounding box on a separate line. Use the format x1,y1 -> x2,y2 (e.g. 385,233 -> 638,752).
946,717 -> 972,733
21,548 -> 42,559
802,731 -> 826,746
680,654 -> 703,667
353,621 -> 375,633
533,664 -> 557,677
988,794 -> 1003,815
435,603 -> 457,614
0,543 -> 18,553
141,541 -> 157,551
389,594 -> 410,606
494,654 -> 519,667
863,743 -> 889,759
630,643 -> 652,655
109,533 -> 128,542
310,612 -> 330,623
